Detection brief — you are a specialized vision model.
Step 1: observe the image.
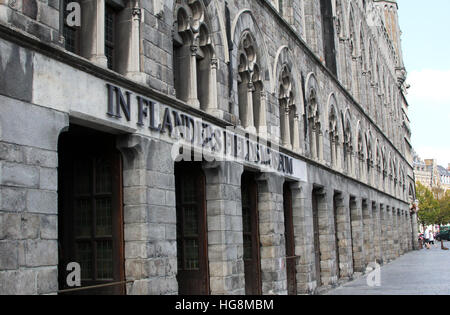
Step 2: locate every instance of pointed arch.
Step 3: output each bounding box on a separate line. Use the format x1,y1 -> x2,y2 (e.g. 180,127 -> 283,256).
365,129 -> 374,183
327,93 -> 341,168
277,63 -> 300,150
343,109 -> 354,175
232,9 -> 272,133
305,72 -> 323,161
356,120 -> 366,180
173,0 -> 218,111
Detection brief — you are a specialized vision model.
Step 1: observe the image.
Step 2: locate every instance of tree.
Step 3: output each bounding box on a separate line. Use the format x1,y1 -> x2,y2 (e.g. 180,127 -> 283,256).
416,182 -> 440,229
437,190 -> 450,227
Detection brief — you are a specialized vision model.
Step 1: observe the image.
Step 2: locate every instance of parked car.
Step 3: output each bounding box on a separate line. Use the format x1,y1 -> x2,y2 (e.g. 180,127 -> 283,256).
436,230 -> 450,241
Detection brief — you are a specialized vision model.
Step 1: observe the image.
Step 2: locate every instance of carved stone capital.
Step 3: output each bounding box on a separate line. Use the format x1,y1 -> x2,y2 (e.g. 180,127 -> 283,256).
132,7 -> 142,20
211,58 -> 218,69
190,45 -> 198,56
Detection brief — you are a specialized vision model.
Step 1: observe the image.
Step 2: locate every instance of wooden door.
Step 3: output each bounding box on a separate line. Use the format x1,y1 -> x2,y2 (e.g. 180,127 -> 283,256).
312,191 -> 322,286
175,163 -> 209,295
283,183 -> 297,295
58,127 -> 124,295
242,173 -> 262,295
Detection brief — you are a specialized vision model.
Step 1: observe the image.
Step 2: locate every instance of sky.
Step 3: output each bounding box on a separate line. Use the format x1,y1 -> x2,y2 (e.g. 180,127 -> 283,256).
397,0 -> 450,167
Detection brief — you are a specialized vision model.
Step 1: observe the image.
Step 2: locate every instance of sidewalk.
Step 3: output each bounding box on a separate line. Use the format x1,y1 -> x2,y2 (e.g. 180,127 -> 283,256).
326,242 -> 450,295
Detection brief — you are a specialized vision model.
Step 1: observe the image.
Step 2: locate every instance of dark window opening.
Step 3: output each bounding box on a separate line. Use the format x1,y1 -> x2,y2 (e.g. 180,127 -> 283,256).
58,125 -> 125,295
320,0 -> 337,76
333,193 -> 341,279
175,162 -> 209,295
312,188 -> 322,286
104,0 -> 126,71
283,182 -> 297,295
105,4 -> 117,70
242,172 -> 262,295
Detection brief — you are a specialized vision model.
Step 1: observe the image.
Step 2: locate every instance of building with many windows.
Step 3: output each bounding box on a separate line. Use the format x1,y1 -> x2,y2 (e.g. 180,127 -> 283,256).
413,153 -> 450,195
0,0 -> 418,295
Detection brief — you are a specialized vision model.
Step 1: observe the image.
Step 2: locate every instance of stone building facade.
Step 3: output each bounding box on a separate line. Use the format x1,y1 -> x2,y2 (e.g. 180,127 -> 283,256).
0,0 -> 418,295
414,154 -> 450,195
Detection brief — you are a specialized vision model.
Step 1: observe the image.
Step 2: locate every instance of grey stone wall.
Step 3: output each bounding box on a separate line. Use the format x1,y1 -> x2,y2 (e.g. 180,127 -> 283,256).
203,161 -> 245,295
256,173 -> 287,295
118,136 -> 178,295
0,95 -> 68,295
0,0 -> 61,46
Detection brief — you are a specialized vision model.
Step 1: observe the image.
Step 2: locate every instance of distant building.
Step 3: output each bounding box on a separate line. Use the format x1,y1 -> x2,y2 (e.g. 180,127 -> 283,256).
413,153 -> 433,188
413,152 -> 449,195
437,165 -> 450,193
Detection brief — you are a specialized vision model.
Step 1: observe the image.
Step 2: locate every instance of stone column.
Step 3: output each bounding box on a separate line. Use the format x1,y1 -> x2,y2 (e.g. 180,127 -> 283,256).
202,161 -> 245,295
124,5 -> 145,82
244,82 -> 256,134
362,200 -> 375,268
310,126 -> 317,160
317,131 -> 324,162
330,138 -> 336,168
372,202 -> 383,264
282,103 -> 292,149
386,206 -> 394,262
379,205 -> 387,264
404,211 -> 408,251
117,136 -> 178,295
334,193 -> 354,280
335,142 -> 342,172
393,208 -> 400,258
291,182 -> 316,294
257,91 -> 268,138
256,173 -> 287,295
188,46 -> 200,108
350,197 -> 366,273
205,58 -> 219,115
315,188 -> 339,288
81,0 -> 108,67
400,210 -> 405,253
292,112 -> 300,152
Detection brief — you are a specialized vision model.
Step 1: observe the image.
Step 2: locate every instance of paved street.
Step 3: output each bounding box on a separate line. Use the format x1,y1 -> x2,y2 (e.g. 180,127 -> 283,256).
326,242 -> 450,295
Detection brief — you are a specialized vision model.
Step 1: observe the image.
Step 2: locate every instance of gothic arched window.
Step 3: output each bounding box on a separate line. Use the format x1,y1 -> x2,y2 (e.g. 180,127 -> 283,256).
278,66 -> 297,149
237,32 -> 264,134
307,88 -> 322,161
173,1 -> 216,111
343,119 -> 353,174
329,106 -> 339,168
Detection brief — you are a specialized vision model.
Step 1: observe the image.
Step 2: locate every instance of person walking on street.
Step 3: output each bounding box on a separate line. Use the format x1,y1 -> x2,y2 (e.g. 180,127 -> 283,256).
429,231 -> 436,248
424,229 -> 430,249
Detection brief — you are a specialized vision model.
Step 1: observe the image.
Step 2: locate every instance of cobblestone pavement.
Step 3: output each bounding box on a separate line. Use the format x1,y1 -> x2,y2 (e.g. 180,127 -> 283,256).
326,241 -> 450,295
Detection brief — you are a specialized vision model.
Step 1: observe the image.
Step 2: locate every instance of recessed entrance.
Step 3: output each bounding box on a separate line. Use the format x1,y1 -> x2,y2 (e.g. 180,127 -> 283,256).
241,172 -> 262,295
312,188 -> 322,286
58,125 -> 125,295
283,182 -> 297,295
175,162 -> 209,295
